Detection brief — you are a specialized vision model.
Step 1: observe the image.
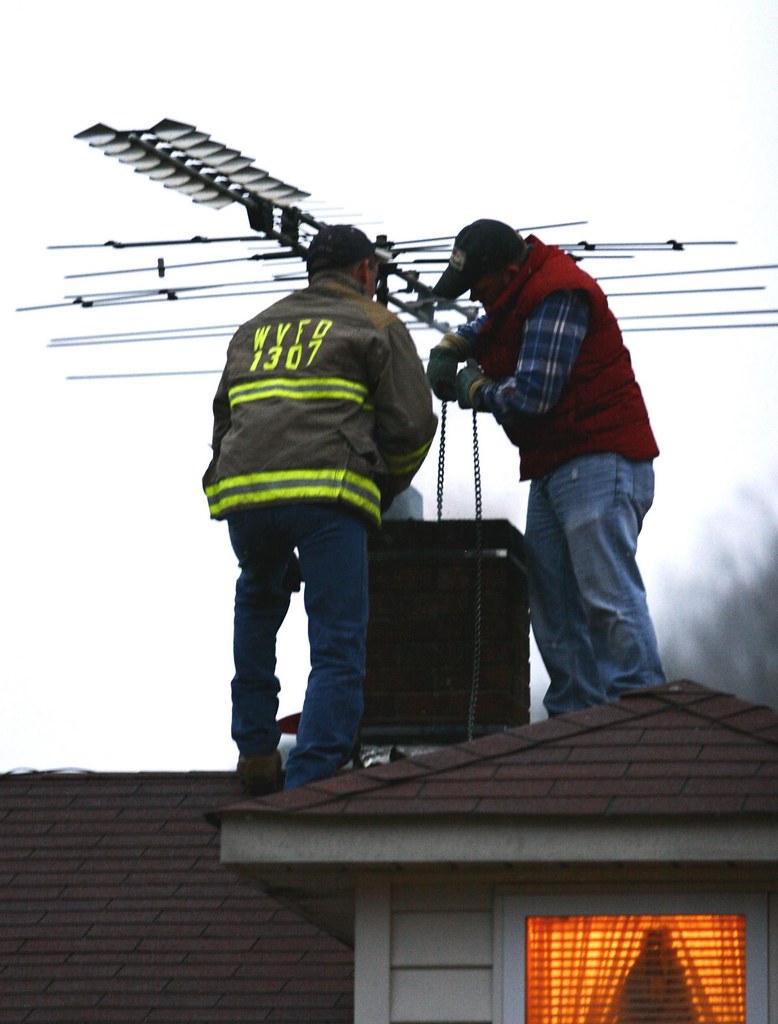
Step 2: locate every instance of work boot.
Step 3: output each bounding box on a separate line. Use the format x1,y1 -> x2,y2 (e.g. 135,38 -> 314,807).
237,751 -> 283,794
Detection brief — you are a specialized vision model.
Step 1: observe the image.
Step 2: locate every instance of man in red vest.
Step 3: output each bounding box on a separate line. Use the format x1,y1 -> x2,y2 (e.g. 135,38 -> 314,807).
428,219 -> 665,716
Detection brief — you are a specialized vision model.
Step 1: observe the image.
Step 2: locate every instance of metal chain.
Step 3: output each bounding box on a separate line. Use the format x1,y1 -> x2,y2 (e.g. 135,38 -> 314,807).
434,399 -> 483,740
436,401 -> 447,521
467,410 -> 483,741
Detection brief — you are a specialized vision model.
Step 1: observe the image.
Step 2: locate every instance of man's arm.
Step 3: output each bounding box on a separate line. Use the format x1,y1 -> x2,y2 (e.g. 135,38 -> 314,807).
371,320 -> 438,502
473,290 -> 589,419
202,368 -> 232,487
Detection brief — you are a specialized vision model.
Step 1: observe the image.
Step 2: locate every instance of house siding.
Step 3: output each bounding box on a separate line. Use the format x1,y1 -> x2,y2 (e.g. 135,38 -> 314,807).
770,892 -> 778,1021
356,880 -> 494,1024
391,968 -> 492,1023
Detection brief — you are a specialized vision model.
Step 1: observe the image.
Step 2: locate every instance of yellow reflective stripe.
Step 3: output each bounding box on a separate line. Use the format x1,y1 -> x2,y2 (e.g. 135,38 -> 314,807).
382,438 -> 434,475
228,377 -> 369,407
205,468 -> 380,498
209,486 -> 380,522
205,468 -> 381,522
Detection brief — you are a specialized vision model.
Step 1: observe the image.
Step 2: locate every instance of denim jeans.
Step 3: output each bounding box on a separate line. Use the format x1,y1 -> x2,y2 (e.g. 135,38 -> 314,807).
525,454 -> 665,716
227,504 -> 368,789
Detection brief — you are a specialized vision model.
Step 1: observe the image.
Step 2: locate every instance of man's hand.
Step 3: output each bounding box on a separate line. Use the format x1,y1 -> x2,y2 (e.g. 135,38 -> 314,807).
456,359 -> 492,410
426,333 -> 471,401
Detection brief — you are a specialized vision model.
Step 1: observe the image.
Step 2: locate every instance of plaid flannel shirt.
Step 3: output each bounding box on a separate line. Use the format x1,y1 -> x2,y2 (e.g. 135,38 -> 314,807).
458,289 -> 590,421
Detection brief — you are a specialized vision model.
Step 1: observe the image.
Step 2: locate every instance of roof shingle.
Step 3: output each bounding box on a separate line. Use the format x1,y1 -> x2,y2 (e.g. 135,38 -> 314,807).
0,771 -> 353,1024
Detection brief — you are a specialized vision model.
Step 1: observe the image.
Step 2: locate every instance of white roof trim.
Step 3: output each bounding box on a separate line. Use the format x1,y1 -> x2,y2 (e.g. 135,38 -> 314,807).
220,814 -> 778,867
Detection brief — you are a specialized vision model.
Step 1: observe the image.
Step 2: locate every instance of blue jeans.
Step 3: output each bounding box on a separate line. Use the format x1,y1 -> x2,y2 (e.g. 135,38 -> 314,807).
525,454 -> 665,716
227,504 -> 368,789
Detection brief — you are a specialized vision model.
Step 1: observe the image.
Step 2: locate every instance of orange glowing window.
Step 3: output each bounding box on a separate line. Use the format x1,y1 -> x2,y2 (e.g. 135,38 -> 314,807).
525,914 -> 745,1024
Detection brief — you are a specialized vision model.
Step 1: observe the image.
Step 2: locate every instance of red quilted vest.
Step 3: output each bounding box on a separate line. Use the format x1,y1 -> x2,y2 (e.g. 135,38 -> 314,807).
476,236 -> 659,480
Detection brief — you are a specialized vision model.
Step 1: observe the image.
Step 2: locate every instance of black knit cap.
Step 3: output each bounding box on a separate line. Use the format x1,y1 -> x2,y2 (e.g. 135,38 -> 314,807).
306,225 -> 375,276
434,219 -> 526,298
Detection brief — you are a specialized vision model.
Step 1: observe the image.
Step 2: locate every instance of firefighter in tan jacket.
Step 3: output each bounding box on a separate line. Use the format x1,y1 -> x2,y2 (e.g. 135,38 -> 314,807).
204,225 -> 437,791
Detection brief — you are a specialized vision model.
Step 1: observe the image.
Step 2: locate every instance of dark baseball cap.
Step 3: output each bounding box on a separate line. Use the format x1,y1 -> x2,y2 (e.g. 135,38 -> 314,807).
306,225 -> 375,276
434,219 -> 526,298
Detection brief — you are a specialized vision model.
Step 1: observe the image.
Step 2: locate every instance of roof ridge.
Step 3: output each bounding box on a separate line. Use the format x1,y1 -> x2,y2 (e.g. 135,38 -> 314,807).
399,680 -> 726,772
235,689 -> 656,810
648,681 -> 778,746
216,682 -> 778,814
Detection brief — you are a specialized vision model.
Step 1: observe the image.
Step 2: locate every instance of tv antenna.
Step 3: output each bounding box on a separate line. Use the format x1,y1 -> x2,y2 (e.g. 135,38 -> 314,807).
18,117 -> 778,379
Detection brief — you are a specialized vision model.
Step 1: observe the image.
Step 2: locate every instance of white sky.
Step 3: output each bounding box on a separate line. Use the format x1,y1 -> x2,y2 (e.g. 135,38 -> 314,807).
2,0 -> 777,771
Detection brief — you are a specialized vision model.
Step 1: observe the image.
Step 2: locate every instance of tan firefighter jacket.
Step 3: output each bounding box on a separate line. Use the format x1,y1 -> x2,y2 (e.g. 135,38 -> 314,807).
203,270 -> 437,527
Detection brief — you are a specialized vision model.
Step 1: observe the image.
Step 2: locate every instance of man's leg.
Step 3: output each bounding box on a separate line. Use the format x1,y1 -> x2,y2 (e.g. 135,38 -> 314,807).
548,454 -> 665,702
526,477 -> 604,716
284,506 -> 368,789
227,509 -> 290,761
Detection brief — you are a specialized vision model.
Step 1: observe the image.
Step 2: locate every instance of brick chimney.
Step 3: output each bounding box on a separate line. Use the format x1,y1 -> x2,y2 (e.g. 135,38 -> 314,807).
362,519 -> 530,745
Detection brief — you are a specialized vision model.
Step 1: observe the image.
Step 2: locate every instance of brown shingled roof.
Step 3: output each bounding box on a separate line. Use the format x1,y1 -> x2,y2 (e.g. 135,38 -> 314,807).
0,772 -> 353,1024
222,681 -> 778,818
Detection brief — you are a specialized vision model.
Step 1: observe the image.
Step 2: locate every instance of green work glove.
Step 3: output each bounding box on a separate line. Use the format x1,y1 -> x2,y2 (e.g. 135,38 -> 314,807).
426,333 -> 471,401
456,359 -> 492,410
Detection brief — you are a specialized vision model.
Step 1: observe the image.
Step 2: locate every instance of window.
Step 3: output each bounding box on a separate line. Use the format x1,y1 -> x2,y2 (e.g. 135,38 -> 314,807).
500,895 -> 767,1024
